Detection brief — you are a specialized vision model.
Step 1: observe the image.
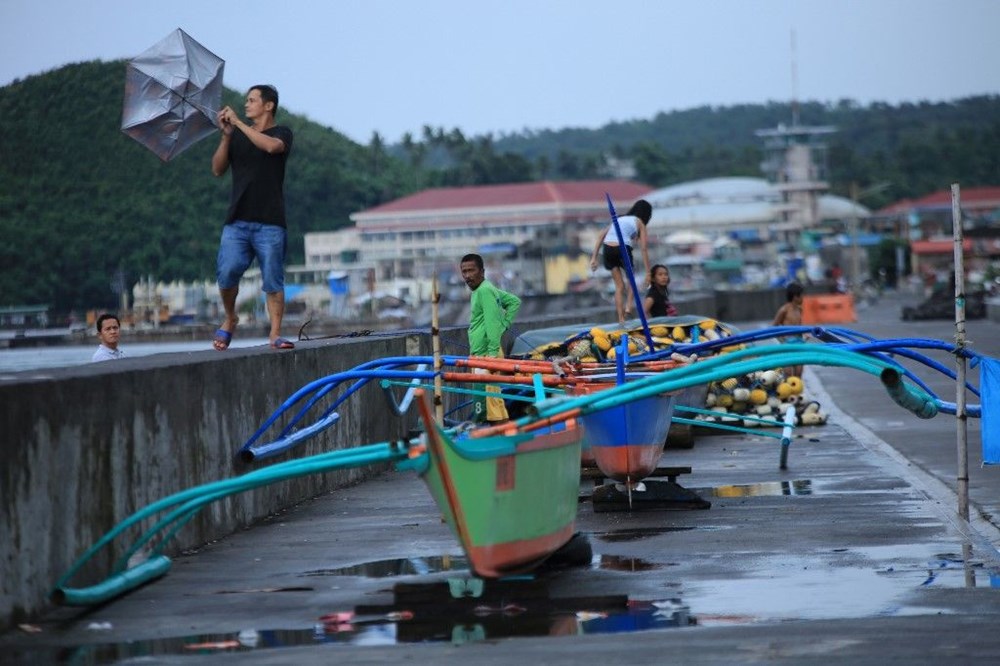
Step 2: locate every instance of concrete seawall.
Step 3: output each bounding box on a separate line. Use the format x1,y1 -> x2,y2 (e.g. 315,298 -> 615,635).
1,332 -> 439,629
0,289 -> 780,630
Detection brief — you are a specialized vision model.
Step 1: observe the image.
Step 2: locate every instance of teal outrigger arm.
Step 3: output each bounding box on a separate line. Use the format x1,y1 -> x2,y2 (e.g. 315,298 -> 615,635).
524,345 -> 938,424
53,440 -> 413,606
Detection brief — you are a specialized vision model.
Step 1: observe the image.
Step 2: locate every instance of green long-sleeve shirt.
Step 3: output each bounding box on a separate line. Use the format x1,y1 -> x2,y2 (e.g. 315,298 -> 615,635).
468,279 -> 521,357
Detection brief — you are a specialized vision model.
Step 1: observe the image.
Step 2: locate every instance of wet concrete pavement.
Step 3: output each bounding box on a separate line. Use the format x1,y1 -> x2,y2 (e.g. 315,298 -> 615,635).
3,290 -> 1000,664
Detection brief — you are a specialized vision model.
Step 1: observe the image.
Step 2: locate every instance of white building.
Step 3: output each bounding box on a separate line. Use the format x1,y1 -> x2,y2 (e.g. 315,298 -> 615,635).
303,180 -> 654,303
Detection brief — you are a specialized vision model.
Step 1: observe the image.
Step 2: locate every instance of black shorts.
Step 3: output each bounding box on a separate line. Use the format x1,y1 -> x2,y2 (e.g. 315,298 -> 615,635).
602,244 -> 634,270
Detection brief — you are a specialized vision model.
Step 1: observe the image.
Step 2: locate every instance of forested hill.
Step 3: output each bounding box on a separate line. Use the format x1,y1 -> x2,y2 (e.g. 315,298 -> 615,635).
487,97 -> 1000,197
0,61 -> 414,313
2,60 -> 999,315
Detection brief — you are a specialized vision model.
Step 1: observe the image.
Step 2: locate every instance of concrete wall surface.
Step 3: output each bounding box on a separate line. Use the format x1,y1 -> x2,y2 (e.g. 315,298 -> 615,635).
1,333 -> 429,630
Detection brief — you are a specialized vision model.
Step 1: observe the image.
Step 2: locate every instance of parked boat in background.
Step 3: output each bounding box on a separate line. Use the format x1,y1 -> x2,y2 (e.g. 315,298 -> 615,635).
567,382 -> 676,484
508,315 -> 738,451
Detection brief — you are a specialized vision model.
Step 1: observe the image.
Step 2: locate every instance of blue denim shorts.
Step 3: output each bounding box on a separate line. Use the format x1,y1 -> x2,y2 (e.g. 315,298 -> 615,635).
217,221 -> 287,293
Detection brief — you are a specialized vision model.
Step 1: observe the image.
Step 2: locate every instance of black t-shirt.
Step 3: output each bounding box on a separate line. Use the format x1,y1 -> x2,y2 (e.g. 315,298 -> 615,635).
226,125 -> 293,227
645,284 -> 675,317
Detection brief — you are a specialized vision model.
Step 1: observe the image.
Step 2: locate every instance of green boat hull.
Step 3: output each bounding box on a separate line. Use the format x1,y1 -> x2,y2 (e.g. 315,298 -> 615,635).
415,396 -> 583,577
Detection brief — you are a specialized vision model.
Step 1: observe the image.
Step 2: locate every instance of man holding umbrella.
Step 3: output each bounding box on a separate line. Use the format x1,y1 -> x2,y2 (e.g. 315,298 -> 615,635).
211,84 -> 295,350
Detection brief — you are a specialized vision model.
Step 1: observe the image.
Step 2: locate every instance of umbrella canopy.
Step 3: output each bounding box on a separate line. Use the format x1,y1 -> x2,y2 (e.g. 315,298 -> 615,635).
663,230 -> 712,245
121,28 -> 224,161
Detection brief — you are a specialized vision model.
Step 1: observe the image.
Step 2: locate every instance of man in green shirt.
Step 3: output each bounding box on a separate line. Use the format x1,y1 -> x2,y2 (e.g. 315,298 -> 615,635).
460,253 -> 521,422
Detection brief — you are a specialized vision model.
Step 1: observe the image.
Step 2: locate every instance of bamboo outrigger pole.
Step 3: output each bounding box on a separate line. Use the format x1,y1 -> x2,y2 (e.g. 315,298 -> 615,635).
951,183 -> 969,521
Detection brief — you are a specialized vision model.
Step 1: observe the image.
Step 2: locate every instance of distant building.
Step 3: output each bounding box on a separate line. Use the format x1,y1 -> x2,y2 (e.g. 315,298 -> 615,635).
0,305 -> 49,329
303,179 -> 652,300
872,186 -> 1000,284
645,176 -> 868,238
871,186 -> 1000,241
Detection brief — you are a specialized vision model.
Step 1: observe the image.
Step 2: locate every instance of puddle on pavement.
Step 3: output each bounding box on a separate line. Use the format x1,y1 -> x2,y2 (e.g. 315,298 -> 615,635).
303,555 -> 468,578
304,552 -> 668,578
590,526 -> 698,542
16,582 -> 693,660
593,554 -> 667,572
701,479 -> 813,498
684,546 -> 1000,625
15,544 -> 1000,660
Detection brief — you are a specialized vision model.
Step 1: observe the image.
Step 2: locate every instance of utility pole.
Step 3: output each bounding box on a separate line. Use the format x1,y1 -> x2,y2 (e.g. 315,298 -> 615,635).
850,182 -> 861,296
848,182 -> 891,296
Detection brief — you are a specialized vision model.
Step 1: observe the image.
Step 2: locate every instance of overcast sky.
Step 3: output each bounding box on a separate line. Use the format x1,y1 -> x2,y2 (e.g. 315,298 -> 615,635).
2,0 -> 998,144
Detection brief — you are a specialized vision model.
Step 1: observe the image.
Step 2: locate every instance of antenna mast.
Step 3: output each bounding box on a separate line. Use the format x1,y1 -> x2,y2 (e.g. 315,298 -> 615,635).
790,29 -> 800,127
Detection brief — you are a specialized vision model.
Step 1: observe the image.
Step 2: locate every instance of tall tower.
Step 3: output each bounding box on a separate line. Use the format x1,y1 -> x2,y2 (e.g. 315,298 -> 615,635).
755,123 -> 836,231
756,28 -> 836,234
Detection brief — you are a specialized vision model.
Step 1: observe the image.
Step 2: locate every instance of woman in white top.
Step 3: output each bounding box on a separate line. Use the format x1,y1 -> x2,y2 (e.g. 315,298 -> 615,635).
590,199 -> 652,326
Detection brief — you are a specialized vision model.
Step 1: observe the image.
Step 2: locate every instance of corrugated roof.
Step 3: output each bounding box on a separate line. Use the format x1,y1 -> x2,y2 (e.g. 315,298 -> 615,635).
877,187 -> 1000,216
355,180 -> 652,215
910,239 -> 972,255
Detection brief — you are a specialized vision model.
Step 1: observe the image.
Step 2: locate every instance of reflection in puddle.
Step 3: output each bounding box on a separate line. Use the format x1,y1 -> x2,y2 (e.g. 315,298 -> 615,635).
302,555 -> 467,578
21,583 -> 693,660
705,479 -> 813,498
594,555 -> 666,572
684,547 -> 1000,625
591,526 -> 696,543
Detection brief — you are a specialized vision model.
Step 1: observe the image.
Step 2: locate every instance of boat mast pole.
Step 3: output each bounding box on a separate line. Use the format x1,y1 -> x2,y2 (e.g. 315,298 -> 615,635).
951,183 -> 969,521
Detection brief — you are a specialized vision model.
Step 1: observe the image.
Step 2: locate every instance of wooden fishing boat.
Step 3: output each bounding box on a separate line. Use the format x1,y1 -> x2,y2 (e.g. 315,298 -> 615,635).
408,392 -> 584,578
508,315 -> 729,453
567,381 -> 676,483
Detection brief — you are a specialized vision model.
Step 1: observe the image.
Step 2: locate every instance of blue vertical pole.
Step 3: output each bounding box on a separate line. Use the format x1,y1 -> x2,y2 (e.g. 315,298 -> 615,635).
616,334 -> 627,385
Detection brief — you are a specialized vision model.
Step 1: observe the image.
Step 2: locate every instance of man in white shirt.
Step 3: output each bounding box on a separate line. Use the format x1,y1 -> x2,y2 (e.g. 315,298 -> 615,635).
92,314 -> 126,362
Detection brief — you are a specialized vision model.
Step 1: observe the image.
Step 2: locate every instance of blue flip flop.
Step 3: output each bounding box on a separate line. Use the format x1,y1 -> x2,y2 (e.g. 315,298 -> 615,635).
270,337 -> 295,350
213,328 -> 233,351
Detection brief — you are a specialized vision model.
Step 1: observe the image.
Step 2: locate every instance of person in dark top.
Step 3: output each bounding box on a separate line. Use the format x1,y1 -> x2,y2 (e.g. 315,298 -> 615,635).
644,264 -> 678,318
211,84 -> 294,351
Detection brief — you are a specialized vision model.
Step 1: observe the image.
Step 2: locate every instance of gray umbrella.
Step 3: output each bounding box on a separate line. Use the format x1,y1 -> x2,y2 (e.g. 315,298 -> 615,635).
121,28 -> 225,161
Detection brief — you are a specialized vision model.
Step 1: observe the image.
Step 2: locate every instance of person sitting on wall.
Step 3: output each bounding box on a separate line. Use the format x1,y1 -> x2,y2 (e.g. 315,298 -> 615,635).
92,313 -> 126,362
